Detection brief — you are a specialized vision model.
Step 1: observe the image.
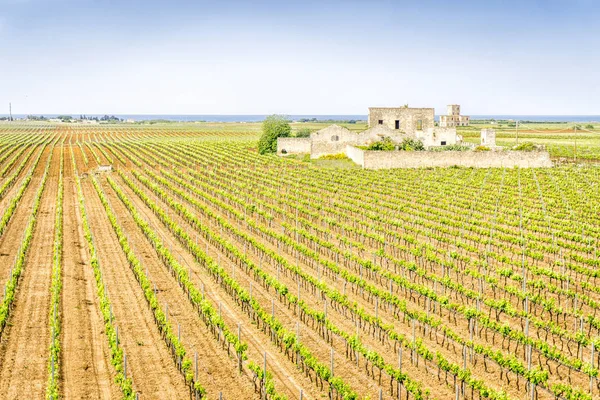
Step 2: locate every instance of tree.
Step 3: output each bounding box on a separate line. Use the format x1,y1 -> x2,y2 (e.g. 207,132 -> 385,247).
258,115 -> 291,154
295,128 -> 312,138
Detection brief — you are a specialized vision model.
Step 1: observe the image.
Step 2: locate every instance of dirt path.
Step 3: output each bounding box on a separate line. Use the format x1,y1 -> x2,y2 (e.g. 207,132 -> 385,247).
100,176 -> 257,399
81,178 -> 189,399
61,148 -> 119,399
112,172 -> 321,400
0,146 -> 59,398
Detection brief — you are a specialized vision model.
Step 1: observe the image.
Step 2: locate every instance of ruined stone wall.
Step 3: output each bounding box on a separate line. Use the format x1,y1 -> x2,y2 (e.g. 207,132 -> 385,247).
345,145 -> 364,165
368,108 -> 435,134
345,146 -> 553,169
417,128 -> 458,147
277,137 -> 311,155
310,125 -> 358,158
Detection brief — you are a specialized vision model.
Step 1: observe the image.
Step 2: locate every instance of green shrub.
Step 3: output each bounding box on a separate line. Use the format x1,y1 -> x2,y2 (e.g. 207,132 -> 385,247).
367,137 -> 396,151
295,128 -> 312,138
398,138 -> 425,151
474,146 -> 491,152
585,124 -> 594,129
513,142 -> 536,151
258,115 -> 291,154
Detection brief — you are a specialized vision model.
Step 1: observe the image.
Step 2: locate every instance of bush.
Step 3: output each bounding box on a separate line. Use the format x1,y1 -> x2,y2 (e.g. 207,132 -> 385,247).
258,115 -> 291,154
474,146 -> 491,152
398,138 -> 425,151
513,142 -> 536,151
367,137 -> 396,151
585,124 -> 594,129
295,128 -> 312,138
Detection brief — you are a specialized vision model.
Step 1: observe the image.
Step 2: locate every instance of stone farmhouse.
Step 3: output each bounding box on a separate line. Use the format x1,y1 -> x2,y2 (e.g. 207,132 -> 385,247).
278,105 -> 463,158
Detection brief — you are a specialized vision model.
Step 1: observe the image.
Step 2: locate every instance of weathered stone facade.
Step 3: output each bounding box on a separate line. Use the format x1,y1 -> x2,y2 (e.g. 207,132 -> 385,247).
481,129 -> 497,147
357,124 -> 416,145
417,127 -> 461,147
309,125 -> 360,158
368,107 -> 435,134
440,104 -> 470,127
277,137 -> 311,155
346,145 -> 553,169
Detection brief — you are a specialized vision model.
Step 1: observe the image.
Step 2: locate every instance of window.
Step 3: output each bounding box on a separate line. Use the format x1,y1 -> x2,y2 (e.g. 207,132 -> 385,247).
416,120 -> 423,130
395,120 -> 400,129
441,141 -> 447,146
378,120 -> 383,125
331,135 -> 339,142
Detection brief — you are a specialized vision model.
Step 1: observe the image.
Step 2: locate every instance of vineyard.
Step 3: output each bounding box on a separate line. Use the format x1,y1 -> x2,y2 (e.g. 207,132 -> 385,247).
0,124 -> 599,400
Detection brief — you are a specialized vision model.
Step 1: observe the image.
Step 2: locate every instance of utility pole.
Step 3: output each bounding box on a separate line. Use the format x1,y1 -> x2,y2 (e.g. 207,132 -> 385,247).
8,103 -> 12,121
574,125 -> 578,163
515,120 -> 519,144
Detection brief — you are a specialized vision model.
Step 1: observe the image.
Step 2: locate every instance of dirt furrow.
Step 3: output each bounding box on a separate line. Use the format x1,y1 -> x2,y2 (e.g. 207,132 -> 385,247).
61,149 -> 119,399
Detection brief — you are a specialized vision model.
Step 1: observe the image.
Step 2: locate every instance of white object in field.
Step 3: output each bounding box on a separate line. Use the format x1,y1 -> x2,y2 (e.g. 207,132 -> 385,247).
97,165 -> 113,172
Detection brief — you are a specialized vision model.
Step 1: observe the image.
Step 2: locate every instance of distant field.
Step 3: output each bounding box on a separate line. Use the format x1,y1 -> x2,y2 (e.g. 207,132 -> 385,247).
460,121 -> 600,161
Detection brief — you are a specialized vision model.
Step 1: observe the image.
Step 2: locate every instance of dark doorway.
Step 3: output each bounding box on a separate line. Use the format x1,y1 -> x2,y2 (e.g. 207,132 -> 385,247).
395,120 -> 400,129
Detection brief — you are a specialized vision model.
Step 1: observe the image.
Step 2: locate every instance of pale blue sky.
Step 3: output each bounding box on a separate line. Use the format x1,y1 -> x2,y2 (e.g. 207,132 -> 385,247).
0,0 -> 598,115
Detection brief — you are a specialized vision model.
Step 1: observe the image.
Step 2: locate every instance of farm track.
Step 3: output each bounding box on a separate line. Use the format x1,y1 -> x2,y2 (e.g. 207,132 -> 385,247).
99,176 -> 257,399
110,173 -> 322,400
61,148 -> 119,399
81,177 -> 189,399
0,146 -> 59,398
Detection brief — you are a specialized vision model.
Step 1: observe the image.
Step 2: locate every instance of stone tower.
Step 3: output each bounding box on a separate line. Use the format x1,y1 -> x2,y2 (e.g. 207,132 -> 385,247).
448,104 -> 461,116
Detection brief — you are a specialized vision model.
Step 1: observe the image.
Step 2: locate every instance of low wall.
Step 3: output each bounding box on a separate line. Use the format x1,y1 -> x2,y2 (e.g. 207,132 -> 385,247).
311,141 -> 351,159
345,146 -> 553,169
277,137 -> 311,155
345,145 -> 364,165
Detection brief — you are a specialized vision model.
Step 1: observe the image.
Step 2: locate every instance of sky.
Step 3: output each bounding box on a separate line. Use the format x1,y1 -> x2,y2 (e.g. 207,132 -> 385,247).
0,0 -> 598,115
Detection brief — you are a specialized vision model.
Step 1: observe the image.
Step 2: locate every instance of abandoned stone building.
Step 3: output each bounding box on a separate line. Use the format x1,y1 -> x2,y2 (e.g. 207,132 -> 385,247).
278,105 -> 463,158
439,105 -> 470,127
368,106 -> 435,134
277,123 -> 552,169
